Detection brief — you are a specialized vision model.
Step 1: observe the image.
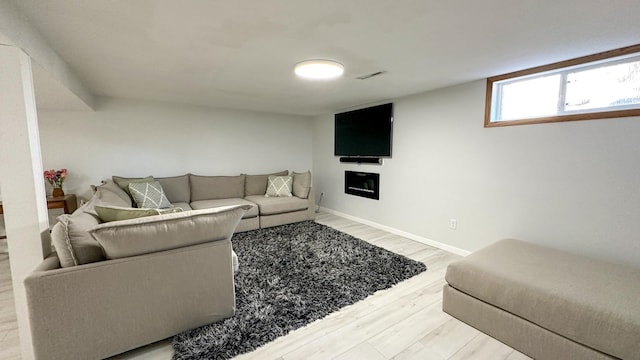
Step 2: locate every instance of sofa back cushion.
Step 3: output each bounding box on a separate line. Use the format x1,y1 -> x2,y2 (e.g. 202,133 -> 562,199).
190,174 -> 245,201
51,210 -> 104,267
112,175 -> 154,206
90,205 -> 251,259
83,181 -> 133,219
244,170 -> 288,196
292,171 -> 312,199
95,181 -> 132,206
156,174 -> 190,203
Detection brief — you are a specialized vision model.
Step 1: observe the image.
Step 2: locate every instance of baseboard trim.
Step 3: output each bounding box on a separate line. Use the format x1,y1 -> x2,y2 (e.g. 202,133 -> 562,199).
320,207 -> 471,257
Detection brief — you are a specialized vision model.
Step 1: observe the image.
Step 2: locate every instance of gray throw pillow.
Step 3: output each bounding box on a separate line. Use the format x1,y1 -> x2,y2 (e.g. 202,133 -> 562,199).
244,170 -> 288,196
265,175 -> 293,197
128,181 -> 172,209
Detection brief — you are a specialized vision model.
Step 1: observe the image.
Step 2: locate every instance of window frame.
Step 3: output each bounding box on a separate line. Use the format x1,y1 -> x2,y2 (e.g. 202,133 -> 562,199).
484,44 -> 640,128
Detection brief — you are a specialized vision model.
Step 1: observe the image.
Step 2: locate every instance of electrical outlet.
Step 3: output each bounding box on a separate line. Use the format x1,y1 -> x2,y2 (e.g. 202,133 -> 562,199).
449,219 -> 457,230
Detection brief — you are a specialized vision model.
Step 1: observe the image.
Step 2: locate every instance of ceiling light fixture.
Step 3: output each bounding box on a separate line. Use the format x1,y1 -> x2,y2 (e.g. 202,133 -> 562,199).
294,59 -> 344,80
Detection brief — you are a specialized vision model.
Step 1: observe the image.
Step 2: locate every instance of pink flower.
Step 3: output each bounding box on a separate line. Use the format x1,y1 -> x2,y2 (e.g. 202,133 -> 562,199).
43,168 -> 68,188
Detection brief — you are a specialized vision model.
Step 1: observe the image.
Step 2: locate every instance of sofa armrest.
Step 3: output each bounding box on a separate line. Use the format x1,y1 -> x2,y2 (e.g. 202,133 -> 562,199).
25,240 -> 236,360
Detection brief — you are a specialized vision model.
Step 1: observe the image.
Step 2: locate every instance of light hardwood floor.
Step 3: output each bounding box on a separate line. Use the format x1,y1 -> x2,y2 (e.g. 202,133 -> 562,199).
0,212 -> 531,360
0,252 -> 20,360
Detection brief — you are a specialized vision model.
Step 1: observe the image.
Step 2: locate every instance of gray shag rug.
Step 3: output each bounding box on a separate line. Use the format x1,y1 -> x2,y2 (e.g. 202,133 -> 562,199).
172,221 -> 426,359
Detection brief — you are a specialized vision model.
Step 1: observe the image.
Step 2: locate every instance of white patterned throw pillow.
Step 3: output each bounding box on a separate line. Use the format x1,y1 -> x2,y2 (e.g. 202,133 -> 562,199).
265,175 -> 293,197
128,181 -> 172,209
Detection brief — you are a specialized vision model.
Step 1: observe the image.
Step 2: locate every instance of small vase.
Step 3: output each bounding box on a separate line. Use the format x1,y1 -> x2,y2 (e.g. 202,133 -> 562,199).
52,187 -> 65,197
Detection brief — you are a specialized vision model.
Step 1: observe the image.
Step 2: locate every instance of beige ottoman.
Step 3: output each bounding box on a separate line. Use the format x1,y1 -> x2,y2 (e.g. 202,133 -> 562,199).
443,239 -> 640,360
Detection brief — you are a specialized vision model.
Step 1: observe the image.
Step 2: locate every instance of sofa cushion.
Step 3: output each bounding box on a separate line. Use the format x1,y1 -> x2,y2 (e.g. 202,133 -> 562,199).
191,198 -> 258,218
244,170 -> 288,196
95,181 -> 132,206
190,175 -> 245,201
244,195 -> 308,216
95,205 -> 160,222
112,175 -> 154,206
51,210 -> 104,267
265,175 -> 293,197
128,181 -> 172,209
90,205 -> 251,260
171,202 -> 193,211
156,174 -> 190,203
445,239 -> 640,360
292,171 -> 311,199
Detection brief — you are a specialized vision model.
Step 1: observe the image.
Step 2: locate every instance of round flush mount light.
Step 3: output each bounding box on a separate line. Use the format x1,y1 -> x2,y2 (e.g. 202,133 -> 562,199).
294,59 -> 344,80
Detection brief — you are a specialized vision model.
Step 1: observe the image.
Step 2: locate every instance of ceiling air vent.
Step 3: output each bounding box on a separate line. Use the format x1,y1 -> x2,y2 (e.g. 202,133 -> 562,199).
356,71 -> 387,80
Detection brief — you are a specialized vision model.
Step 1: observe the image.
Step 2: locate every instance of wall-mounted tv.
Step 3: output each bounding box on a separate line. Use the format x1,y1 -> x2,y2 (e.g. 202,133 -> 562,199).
334,103 -> 393,157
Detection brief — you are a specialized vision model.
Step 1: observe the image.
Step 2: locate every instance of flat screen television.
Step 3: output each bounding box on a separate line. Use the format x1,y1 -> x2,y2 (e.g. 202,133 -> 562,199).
334,103 -> 393,157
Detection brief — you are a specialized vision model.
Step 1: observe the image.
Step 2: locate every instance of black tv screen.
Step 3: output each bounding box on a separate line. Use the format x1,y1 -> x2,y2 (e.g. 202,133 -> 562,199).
334,103 -> 393,157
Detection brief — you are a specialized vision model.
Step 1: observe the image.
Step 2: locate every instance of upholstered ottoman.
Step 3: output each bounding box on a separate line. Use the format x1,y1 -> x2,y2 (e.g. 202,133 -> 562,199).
443,239 -> 640,360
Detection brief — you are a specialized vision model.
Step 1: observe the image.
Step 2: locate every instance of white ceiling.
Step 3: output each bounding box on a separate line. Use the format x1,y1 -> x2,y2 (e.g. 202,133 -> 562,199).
9,0 -> 640,116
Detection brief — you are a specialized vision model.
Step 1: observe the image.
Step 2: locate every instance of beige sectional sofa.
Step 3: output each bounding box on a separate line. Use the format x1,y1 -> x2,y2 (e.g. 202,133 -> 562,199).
26,205 -> 248,360
24,170 -> 314,359
443,239 -> 640,360
155,171 -> 315,231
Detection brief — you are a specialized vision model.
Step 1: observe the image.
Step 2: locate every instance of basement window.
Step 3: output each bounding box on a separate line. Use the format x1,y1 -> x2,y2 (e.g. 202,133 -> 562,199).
485,44 -> 640,127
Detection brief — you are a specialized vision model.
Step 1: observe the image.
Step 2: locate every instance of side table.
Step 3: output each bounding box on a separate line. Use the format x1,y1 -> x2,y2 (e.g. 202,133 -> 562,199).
45,194 -> 78,214
0,194 -> 77,240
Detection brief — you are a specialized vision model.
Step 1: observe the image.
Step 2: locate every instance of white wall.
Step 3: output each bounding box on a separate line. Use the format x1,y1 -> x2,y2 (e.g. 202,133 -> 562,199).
0,186 -> 3,241
37,97 -> 313,201
313,80 -> 640,266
